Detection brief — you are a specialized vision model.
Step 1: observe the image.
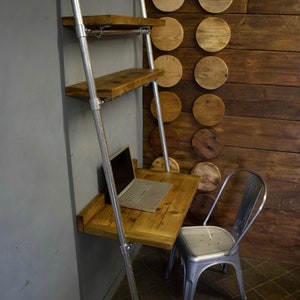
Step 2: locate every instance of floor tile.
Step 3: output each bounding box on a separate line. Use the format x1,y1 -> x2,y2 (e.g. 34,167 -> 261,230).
284,290 -> 300,300
112,246 -> 300,300
274,272 -> 300,294
255,261 -> 290,279
255,281 -> 289,300
242,268 -> 269,289
243,289 -> 265,300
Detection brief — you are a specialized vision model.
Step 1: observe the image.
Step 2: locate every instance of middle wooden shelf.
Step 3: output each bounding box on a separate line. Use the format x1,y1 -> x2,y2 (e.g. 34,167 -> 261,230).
65,68 -> 164,99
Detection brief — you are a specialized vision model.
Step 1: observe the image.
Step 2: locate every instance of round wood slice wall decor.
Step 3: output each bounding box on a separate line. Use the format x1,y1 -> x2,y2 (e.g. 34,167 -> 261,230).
150,156 -> 180,173
198,0 -> 233,13
151,91 -> 182,122
194,56 -> 228,90
192,128 -> 223,159
193,94 -> 225,126
191,162 -> 221,191
152,0 -> 185,12
154,55 -> 183,87
196,17 -> 231,52
150,125 -> 180,154
151,17 -> 184,51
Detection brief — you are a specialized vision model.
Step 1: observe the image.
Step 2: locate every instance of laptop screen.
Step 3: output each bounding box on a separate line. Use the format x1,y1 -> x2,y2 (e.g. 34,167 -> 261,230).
110,146 -> 135,195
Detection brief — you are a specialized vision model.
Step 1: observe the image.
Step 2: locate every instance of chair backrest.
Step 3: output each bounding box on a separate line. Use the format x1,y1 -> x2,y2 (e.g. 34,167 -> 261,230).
204,169 -> 267,254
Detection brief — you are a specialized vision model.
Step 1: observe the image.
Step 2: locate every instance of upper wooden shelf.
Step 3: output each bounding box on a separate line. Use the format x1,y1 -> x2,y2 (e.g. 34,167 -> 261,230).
62,14 -> 165,29
65,68 -> 164,99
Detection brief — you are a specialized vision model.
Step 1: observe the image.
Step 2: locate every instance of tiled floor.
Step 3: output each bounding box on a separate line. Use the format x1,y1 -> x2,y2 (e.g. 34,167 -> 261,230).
112,245 -> 300,300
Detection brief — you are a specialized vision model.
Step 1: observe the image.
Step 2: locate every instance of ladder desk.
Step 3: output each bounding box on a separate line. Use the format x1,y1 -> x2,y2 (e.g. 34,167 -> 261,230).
77,169 -> 200,250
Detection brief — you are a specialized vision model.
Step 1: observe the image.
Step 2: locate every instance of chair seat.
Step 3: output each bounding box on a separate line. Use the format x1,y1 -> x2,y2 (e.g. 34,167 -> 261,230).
178,226 -> 236,261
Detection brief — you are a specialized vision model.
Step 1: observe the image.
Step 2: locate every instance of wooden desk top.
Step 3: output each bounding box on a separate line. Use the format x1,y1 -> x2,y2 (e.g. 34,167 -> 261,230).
76,169 -> 200,250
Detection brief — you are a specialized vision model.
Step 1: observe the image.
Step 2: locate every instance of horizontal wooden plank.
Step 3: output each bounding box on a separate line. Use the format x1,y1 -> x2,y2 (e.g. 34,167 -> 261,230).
207,203 -> 300,264
144,82 -> 300,121
248,0 -> 300,15
227,15 -> 300,52
146,0 -> 247,14
143,143 -> 300,209
66,68 -> 164,99
153,49 -> 300,87
217,116 -> 300,153
143,143 -> 300,182
214,84 -> 300,121
149,14 -> 300,52
144,112 -> 300,153
219,50 -> 300,87
62,15 -> 165,28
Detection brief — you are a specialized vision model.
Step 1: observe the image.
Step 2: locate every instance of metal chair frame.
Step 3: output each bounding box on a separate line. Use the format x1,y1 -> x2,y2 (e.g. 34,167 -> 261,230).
165,168 -> 268,300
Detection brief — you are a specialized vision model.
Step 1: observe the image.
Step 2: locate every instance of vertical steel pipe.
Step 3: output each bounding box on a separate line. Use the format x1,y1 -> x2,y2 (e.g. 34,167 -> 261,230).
140,0 -> 170,172
70,1 -> 139,299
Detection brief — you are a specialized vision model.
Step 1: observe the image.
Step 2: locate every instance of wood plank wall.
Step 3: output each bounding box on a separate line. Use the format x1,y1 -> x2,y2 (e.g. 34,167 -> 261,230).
143,0 -> 300,265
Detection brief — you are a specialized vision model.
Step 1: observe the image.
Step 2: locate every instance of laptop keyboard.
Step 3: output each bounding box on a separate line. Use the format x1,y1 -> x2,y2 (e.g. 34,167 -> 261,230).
121,181 -> 151,203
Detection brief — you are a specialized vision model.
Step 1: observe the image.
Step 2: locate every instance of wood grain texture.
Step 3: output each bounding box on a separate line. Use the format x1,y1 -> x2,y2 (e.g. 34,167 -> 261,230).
78,169 -> 200,249
154,55 -> 183,87
147,0 -> 247,14
217,116 -> 300,153
66,68 -> 164,99
152,0 -> 185,12
150,156 -> 180,173
150,48 -> 300,87
144,0 -> 300,264
77,194 -> 105,232
193,94 -> 225,126
146,14 -> 300,52
150,125 -> 180,155
151,17 -> 184,51
62,14 -> 165,28
150,91 -> 182,122
198,0 -> 233,14
191,162 -> 221,191
248,0 -> 300,15
192,128 -> 223,160
196,17 -> 231,52
144,82 -> 300,121
194,56 -> 228,90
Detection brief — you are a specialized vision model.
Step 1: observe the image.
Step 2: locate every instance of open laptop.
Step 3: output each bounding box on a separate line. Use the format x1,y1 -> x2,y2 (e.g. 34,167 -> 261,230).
103,146 -> 172,212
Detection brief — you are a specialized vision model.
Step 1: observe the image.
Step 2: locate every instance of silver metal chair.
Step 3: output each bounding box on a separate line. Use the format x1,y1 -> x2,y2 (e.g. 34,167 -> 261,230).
165,169 -> 267,300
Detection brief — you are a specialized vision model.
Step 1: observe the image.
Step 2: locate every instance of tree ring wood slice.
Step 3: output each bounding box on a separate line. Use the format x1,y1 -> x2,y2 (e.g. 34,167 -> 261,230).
196,17 -> 231,52
198,0 -> 233,13
150,157 -> 180,173
191,162 -> 221,191
151,17 -> 184,51
192,128 -> 223,159
152,0 -> 185,12
151,91 -> 182,122
150,125 -> 180,155
194,56 -> 228,90
154,55 -> 183,87
193,94 -> 225,126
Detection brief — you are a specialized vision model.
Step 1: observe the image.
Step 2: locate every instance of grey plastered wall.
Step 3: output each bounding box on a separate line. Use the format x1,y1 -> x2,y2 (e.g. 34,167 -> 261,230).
60,0 -> 143,299
0,0 -> 80,300
0,0 -> 143,299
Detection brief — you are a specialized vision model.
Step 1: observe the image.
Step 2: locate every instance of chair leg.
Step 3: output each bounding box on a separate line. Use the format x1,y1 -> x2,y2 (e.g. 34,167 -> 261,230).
183,261 -> 206,300
165,243 -> 178,279
221,263 -> 227,274
184,278 -> 198,300
232,255 -> 247,300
